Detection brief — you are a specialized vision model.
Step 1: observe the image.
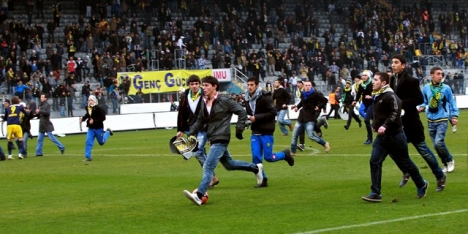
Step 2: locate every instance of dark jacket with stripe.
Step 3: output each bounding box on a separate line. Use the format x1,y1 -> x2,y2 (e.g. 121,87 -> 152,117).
296,90 -> 328,123
245,90 -> 277,135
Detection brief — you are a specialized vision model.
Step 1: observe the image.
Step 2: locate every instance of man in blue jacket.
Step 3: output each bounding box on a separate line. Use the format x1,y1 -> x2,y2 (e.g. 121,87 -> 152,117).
418,67 -> 458,175
245,77 -> 294,188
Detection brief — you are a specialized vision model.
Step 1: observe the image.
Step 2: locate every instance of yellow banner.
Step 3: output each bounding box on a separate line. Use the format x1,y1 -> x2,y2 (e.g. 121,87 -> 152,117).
118,70 -> 212,94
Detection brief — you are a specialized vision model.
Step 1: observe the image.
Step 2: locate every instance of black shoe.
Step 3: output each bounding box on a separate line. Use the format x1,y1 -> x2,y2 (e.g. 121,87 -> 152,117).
417,180 -> 429,199
254,178 -> 268,188
83,158 -> 92,161
436,175 -> 446,192
36,155 -> 43,157
107,128 -> 113,136
399,173 -> 411,187
362,192 -> 382,202
359,122 -> 362,128
60,148 -> 65,155
284,149 -> 294,166
344,125 -> 349,130
297,144 -> 305,152
364,139 -> 372,145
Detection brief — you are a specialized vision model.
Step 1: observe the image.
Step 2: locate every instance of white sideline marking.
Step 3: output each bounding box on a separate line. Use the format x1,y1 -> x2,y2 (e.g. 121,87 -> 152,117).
51,153 -> 468,157
295,209 -> 468,234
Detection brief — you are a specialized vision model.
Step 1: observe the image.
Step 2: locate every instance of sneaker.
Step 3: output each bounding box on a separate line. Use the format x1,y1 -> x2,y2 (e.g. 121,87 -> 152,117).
436,175 -> 446,192
364,139 -> 372,145
442,165 -> 448,173
362,192 -> 382,202
447,160 -> 455,173
183,190 -> 202,206
297,144 -> 305,152
18,154 -> 23,160
60,148 -> 65,155
417,180 -> 429,199
254,178 -> 268,188
324,142 -> 330,153
322,117 -> 329,129
344,125 -> 349,130
208,176 -> 219,189
83,158 -> 92,161
107,128 -> 114,136
452,125 -> 457,133
284,149 -> 294,166
7,155 -> 13,160
399,173 -> 411,187
255,163 -> 264,185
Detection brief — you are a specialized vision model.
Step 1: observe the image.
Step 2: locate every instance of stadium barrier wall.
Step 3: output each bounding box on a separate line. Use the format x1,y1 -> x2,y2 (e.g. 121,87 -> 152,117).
3,95 -> 467,138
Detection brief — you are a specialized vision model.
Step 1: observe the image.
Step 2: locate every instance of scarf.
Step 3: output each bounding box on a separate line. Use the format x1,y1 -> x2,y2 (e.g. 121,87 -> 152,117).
302,88 -> 314,100
341,86 -> 351,102
361,78 -> 372,89
189,88 -> 201,101
371,85 -> 390,98
245,87 -> 263,115
429,82 -> 442,109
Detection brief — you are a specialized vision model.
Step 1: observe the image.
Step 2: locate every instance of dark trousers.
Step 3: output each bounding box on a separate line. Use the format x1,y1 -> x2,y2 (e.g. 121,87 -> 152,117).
345,104 -> 361,127
327,104 -> 340,119
369,132 -> 426,195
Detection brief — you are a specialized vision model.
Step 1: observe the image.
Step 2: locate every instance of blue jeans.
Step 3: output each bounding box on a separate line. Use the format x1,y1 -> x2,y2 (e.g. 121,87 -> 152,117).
191,131 -> 208,167
409,141 -> 444,179
36,132 -> 65,155
197,143 -> 258,195
251,134 -> 286,178
22,131 -> 31,156
59,105 -> 66,117
85,128 -> 111,159
277,109 -> 291,135
359,103 -> 373,140
428,121 -> 453,166
369,132 -> 426,195
290,121 -> 326,153
81,94 -> 88,108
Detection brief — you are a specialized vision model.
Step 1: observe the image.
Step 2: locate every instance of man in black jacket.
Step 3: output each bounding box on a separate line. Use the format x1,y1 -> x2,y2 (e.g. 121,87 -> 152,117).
245,77 -> 294,188
390,54 -> 446,190
80,95 -> 113,161
290,81 -> 330,155
362,72 -> 428,202
183,76 -> 264,206
272,77 -> 293,136
176,75 -> 219,188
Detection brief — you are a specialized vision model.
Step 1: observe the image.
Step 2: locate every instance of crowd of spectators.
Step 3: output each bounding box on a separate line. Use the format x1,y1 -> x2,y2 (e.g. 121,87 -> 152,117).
0,0 -> 467,116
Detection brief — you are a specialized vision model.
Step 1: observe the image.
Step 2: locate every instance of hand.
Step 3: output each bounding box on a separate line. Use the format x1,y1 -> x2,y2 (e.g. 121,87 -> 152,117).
89,118 -> 94,124
293,107 -> 298,112
249,115 -> 255,122
235,129 -> 243,140
452,118 -> 458,126
365,95 -> 372,99
322,109 -> 326,113
417,107 -> 424,112
378,126 -> 386,135
176,131 -> 184,138
290,105 -> 296,109
351,101 -> 356,106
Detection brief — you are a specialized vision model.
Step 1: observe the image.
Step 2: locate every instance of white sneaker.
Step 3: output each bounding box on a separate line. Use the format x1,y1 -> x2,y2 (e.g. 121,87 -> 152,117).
7,155 -> 13,160
447,160 -> 455,173
18,154 -> 23,159
442,166 -> 448,173
452,125 -> 457,133
255,164 -> 264,185
183,190 -> 202,206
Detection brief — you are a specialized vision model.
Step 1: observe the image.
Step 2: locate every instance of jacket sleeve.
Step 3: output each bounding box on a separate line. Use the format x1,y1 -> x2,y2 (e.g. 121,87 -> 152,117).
38,103 -> 51,117
445,86 -> 459,118
402,77 -> 424,111
383,93 -> 400,128
317,93 -> 328,109
228,98 -> 247,131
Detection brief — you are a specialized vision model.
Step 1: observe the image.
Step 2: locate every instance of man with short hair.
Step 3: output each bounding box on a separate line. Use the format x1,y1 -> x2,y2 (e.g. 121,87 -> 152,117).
183,76 -> 264,206
35,93 -> 65,156
418,67 -> 458,176
272,77 -> 293,136
362,72 -> 428,202
2,97 -> 28,160
176,75 -> 219,188
390,54 -> 446,191
290,81 -> 330,155
245,77 -> 294,188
